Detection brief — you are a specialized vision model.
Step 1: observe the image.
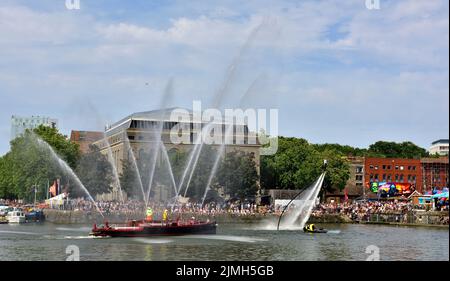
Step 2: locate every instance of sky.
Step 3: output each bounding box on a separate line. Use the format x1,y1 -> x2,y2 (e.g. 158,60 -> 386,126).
0,0 -> 448,155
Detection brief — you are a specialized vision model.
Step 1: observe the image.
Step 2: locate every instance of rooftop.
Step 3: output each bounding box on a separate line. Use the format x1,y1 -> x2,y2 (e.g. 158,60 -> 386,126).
431,139 -> 449,145
106,108 -> 242,133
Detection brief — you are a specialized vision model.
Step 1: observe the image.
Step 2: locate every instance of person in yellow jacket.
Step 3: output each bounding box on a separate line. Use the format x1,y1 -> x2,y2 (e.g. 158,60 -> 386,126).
303,224 -> 316,232
162,209 -> 169,224
146,207 -> 153,222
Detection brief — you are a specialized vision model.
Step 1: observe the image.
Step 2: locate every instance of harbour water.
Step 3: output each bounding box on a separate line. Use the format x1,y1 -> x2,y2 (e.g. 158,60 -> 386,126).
0,222 -> 448,261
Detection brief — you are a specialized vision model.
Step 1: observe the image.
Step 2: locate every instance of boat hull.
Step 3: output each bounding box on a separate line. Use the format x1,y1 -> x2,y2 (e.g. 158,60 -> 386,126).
91,221 -> 217,237
7,217 -> 26,223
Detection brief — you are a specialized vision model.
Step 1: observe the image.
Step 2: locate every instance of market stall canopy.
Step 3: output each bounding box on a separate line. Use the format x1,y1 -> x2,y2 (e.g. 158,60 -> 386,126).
431,192 -> 449,199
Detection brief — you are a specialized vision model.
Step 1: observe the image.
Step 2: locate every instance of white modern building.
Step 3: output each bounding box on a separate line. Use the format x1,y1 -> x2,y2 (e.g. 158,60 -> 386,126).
429,139 -> 449,156
10,115 -> 58,141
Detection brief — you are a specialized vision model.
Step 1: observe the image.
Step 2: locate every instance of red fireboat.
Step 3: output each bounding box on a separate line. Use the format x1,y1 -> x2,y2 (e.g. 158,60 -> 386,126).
90,218 -> 217,237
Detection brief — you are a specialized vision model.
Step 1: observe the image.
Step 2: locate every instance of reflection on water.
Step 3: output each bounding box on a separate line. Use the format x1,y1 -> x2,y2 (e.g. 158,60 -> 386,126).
0,222 -> 448,261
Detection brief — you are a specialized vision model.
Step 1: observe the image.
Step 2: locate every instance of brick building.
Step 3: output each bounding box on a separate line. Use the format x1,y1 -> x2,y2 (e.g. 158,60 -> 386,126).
421,157 -> 449,193
70,130 -> 104,154
364,157 -> 423,192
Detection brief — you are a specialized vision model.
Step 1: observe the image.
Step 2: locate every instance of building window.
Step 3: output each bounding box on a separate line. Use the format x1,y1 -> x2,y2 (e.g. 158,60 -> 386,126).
374,165 -> 378,170
370,165 -> 374,169
395,174 -> 399,181
355,175 -> 363,181
387,165 -> 391,170
387,175 -> 392,181
356,166 -> 363,173
382,165 -> 386,169
395,165 -> 399,170
400,166 -> 404,170
356,183 -> 363,186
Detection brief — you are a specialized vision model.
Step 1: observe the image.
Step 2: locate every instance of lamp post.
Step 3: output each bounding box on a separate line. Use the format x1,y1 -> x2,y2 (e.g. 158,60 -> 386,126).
34,183 -> 37,207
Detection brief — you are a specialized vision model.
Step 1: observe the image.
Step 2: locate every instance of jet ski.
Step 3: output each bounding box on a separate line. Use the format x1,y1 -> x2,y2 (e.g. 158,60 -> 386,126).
303,224 -> 327,233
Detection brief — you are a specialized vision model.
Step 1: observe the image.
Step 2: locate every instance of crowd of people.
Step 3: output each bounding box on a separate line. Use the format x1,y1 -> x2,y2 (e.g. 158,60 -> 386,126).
311,200 -> 414,222
4,196 -> 448,225
47,198 -> 266,216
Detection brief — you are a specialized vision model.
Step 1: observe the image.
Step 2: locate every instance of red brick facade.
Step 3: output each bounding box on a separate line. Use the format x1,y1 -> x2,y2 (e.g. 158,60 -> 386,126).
70,130 -> 104,154
364,157 -> 423,193
421,157 -> 449,193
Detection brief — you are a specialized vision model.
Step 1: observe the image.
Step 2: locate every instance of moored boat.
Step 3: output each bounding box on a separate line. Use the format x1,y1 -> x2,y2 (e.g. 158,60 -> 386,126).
7,209 -> 26,224
90,219 -> 217,237
0,216 -> 8,224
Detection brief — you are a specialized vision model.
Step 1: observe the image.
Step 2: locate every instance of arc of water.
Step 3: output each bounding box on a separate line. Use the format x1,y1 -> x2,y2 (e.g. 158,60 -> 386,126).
123,135 -> 146,206
298,173 -> 326,229
101,133 -> 124,203
179,137 -> 202,197
159,143 -> 178,195
145,140 -> 161,204
180,122 -> 214,198
179,22 -> 268,200
201,124 -> 234,206
282,172 -> 326,228
182,142 -> 203,197
145,79 -> 174,205
32,134 -> 104,217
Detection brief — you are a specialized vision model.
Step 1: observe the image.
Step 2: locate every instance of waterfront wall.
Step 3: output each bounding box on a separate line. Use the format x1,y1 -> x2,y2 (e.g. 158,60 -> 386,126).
43,209 -> 449,227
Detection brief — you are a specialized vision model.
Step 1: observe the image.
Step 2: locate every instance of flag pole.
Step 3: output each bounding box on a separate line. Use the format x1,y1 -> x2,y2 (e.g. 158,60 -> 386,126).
34,183 -> 37,207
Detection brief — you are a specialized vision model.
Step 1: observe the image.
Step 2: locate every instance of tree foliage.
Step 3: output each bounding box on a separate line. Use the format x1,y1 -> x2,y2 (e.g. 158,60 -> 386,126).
0,125 -> 81,201
261,137 -> 350,191
75,145 -> 113,197
217,150 -> 259,201
367,141 -> 429,159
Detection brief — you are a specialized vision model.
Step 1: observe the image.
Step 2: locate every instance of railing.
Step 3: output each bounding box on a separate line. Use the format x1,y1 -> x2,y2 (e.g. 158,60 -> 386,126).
365,212 -> 449,225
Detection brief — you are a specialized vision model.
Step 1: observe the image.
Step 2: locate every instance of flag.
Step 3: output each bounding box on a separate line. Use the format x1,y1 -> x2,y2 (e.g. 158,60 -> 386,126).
49,181 -> 56,197
57,178 -> 61,195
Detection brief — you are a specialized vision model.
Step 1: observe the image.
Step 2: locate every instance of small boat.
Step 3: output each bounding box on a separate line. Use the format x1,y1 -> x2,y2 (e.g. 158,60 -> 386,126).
25,209 -> 45,222
90,219 -> 217,237
0,216 -> 8,224
7,209 -> 26,224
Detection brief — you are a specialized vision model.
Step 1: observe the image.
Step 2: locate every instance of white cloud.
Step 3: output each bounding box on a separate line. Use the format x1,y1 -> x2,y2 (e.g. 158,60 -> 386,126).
0,0 -> 448,154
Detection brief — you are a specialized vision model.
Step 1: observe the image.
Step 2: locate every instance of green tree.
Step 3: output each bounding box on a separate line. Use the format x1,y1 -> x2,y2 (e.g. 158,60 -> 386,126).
320,150 -> 350,192
367,141 -> 428,159
313,143 -> 367,157
33,125 -> 80,168
261,137 -> 350,192
261,137 -> 322,190
0,126 -> 80,201
217,151 -> 259,201
75,145 -> 113,197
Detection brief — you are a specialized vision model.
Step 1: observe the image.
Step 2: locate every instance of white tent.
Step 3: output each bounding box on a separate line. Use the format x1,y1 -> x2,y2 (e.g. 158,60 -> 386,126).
45,193 -> 68,208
